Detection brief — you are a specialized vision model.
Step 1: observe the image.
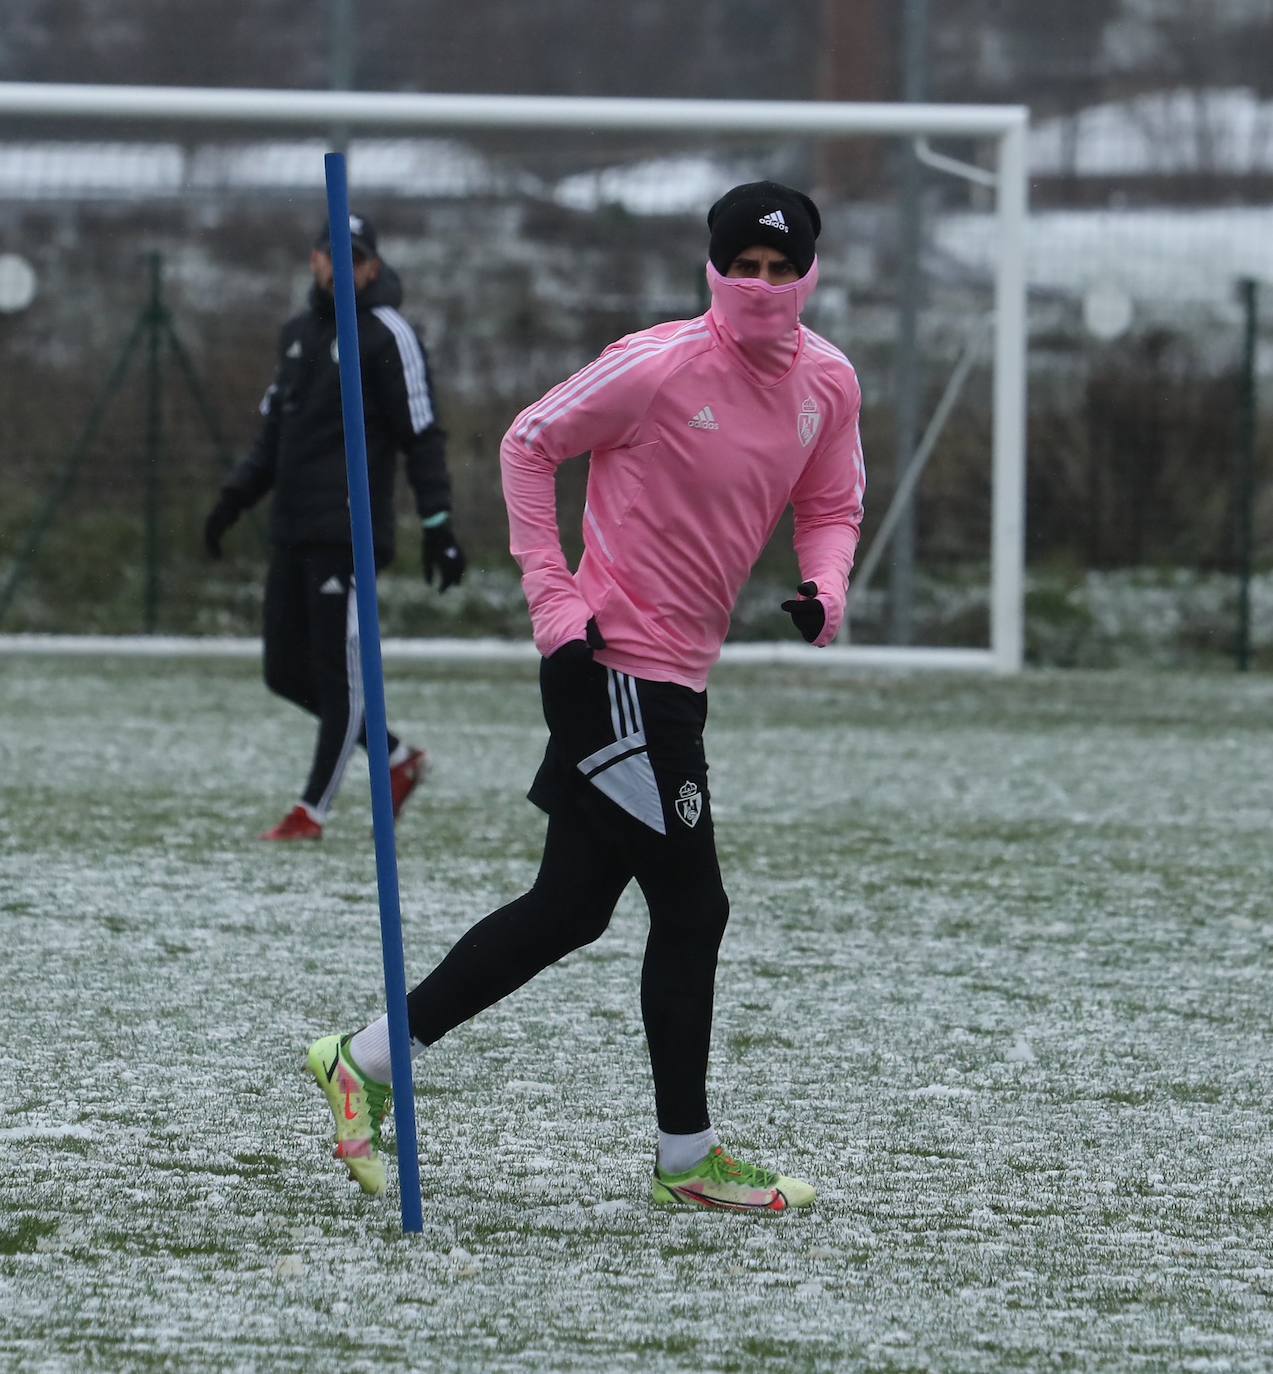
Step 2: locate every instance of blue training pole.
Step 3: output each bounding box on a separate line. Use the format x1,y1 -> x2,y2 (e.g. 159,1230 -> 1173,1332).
323,153 -> 424,1233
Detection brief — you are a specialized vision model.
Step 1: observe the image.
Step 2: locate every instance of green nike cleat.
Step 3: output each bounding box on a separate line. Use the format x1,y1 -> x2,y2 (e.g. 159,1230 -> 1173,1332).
651,1145 -> 815,1213
306,1034 -> 392,1197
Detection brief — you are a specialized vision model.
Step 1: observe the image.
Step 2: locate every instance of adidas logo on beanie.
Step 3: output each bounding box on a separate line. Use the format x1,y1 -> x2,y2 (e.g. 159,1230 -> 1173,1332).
707,181 -> 820,277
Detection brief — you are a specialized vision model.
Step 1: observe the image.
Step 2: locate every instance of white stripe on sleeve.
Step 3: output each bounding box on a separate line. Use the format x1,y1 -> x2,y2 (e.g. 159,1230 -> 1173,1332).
516,321 -> 706,440
516,324 -> 709,443
371,306 -> 434,433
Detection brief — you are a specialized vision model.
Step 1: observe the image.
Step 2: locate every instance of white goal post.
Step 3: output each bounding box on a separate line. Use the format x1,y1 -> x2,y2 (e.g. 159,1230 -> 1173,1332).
0,82 -> 1027,672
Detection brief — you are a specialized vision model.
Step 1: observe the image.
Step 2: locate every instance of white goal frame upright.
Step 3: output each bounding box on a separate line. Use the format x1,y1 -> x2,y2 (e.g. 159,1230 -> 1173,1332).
0,82 -> 1028,672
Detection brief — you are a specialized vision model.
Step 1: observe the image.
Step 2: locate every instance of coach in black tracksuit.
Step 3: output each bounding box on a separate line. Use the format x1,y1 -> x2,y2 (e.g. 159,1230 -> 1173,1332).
204,214 -> 465,840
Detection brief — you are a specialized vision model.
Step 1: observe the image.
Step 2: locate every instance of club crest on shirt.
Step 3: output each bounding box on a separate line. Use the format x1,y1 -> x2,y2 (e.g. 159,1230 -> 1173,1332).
675,780 -> 703,829
798,396 -> 821,448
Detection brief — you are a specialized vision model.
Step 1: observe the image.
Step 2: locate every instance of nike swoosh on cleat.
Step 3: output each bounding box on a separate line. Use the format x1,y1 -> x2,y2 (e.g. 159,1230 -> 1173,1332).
344,1091 -> 358,1121
668,1184 -> 785,1212
325,1050 -> 339,1082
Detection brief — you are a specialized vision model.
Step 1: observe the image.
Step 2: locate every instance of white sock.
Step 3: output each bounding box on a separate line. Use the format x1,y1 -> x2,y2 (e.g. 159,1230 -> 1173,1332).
657,1127 -> 720,1175
348,1014 -> 425,1085
388,742 -> 412,767
298,799 -> 324,824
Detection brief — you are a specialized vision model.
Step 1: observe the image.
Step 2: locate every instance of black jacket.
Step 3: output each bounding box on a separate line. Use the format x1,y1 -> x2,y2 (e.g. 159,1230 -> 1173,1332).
224,266 -> 451,561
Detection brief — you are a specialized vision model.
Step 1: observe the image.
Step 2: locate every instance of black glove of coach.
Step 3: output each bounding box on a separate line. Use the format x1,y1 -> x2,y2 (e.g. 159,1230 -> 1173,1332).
203,490 -> 245,559
781,580 -> 826,643
549,617 -> 607,665
422,519 -> 467,593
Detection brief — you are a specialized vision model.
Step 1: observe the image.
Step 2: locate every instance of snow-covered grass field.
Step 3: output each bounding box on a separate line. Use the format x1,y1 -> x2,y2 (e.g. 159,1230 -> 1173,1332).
3,652 -> 1272,1373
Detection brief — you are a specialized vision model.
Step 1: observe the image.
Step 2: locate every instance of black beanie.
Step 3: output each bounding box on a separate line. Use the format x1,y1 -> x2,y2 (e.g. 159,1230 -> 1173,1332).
707,181 -> 821,278
314,211 -> 379,261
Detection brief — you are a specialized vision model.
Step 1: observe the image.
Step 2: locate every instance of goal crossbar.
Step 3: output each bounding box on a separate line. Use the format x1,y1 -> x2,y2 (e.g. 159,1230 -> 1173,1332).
0,82 -> 1025,138
0,82 -> 1027,672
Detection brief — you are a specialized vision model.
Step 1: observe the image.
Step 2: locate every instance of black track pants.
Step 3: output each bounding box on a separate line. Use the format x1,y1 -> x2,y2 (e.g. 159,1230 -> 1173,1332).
262,545 -> 400,816
406,654 -> 730,1134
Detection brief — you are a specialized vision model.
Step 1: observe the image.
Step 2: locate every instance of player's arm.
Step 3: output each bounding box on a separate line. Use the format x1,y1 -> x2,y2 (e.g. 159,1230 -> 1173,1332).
203,327 -> 287,556
786,397 -> 866,646
369,315 -> 452,520
368,313 -> 466,590
230,328 -> 289,504
500,338 -> 656,657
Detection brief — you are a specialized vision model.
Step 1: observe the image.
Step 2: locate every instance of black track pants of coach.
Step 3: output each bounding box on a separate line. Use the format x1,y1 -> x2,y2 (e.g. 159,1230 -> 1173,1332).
262,545 -> 400,816
405,788 -> 731,1134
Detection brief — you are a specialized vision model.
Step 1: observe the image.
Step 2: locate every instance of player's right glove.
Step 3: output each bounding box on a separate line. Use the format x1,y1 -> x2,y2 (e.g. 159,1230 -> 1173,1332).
780,580 -> 826,643
203,490 -> 245,559
422,518 -> 467,593
549,618 -> 606,665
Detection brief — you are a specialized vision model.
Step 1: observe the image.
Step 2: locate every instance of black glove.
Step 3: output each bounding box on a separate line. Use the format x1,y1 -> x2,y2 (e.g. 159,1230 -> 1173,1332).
203,491 -> 244,559
422,519 -> 466,593
780,580 -> 826,644
549,617 -> 606,665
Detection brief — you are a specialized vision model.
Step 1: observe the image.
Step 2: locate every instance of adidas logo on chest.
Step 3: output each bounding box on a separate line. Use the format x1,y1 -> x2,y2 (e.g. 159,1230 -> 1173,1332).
688,405 -> 720,431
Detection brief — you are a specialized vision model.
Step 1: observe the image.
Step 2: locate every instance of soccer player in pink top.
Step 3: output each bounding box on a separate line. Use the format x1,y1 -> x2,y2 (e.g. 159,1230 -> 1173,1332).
308,182 -> 865,1212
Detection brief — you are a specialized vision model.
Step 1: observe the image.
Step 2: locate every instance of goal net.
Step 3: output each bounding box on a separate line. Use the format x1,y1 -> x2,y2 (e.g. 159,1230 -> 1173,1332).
0,84 -> 1026,669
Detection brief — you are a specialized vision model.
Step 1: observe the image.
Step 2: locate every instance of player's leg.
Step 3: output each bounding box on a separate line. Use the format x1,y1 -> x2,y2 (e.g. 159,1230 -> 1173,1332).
625,678 -> 814,1212
296,547 -> 363,825
308,796 -> 631,1195
405,794 -> 632,1046
262,546 -> 403,758
306,1031 -> 393,1195
274,547 -> 424,829
634,806 -> 729,1140
308,651 -> 634,1194
638,838 -> 813,1210
262,545 -> 315,712
383,739 -> 429,821
350,694 -> 426,822
259,547 -> 327,839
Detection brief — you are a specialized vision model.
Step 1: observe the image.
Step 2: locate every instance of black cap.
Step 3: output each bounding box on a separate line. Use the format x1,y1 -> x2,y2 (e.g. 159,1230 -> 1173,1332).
314,212 -> 378,261
707,181 -> 820,278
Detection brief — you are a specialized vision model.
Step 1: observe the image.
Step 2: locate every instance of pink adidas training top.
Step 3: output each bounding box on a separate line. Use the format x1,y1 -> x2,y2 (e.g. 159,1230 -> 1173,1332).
500,291 -> 866,691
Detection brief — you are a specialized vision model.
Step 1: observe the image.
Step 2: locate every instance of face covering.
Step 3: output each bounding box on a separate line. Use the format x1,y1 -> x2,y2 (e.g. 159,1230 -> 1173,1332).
706,258 -> 819,352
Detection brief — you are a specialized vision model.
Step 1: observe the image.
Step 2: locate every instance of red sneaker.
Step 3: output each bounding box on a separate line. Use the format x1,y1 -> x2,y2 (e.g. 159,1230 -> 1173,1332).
260,804 -> 323,841
389,747 -> 429,820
